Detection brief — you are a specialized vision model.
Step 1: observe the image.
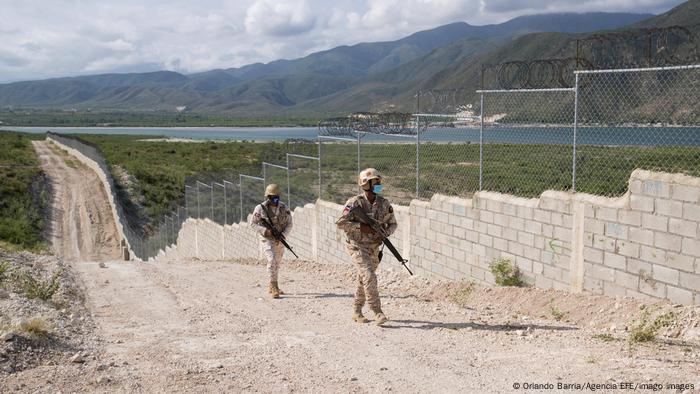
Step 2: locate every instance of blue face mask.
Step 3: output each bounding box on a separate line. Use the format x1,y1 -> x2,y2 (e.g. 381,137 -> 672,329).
269,196 -> 280,205
372,184 -> 384,194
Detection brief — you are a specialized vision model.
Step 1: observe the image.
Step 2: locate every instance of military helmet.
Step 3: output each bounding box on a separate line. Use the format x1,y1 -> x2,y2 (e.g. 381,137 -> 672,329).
358,168 -> 382,186
265,183 -> 281,196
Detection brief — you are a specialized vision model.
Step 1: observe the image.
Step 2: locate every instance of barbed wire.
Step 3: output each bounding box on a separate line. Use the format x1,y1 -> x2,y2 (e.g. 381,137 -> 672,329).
482,24 -> 700,89
318,112 -> 417,136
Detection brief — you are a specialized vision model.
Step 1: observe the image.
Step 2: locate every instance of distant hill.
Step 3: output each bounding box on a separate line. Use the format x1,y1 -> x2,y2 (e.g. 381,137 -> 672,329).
0,11 -> 659,116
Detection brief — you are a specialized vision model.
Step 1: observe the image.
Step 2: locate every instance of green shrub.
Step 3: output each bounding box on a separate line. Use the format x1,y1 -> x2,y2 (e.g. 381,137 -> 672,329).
0,261 -> 10,284
17,270 -> 62,301
489,258 -> 525,287
629,309 -> 676,343
18,317 -> 52,340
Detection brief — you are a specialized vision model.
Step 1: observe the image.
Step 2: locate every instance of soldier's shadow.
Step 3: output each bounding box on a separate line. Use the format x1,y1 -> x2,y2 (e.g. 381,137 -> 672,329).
383,319 -> 578,332
284,292 -> 354,299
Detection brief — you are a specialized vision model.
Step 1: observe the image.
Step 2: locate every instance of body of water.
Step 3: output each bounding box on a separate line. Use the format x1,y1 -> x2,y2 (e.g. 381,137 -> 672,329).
2,125 -> 699,147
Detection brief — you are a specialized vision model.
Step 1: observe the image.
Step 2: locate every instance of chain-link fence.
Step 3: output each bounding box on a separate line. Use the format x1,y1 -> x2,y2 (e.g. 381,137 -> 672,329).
479,88 -> 576,197
287,153 -> 320,210
358,131 -> 417,205
46,64 -> 700,262
319,135 -> 359,203
575,65 -> 700,196
414,114 -> 480,199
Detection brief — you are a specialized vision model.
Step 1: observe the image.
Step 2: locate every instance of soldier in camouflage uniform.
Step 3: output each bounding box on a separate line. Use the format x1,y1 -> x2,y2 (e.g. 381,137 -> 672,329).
250,184 -> 293,299
336,168 -> 397,326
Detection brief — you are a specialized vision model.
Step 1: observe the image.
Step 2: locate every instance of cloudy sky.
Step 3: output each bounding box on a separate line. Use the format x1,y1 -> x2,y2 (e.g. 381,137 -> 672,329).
0,0 -> 685,83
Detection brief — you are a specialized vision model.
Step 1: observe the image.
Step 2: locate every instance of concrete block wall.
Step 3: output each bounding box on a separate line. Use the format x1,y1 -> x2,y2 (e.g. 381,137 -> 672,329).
155,169 -> 699,306
582,171 -> 700,305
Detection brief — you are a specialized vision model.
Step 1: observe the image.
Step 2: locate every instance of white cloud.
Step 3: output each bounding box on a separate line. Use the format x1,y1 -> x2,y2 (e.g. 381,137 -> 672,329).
0,0 -> 684,82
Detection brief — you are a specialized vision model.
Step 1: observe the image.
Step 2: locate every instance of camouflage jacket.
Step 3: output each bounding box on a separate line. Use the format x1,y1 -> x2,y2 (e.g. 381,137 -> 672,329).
336,194 -> 397,246
250,201 -> 293,241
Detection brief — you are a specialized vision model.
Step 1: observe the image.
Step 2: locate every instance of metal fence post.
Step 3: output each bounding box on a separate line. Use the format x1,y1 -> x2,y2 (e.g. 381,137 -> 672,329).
196,183 -> 201,219
415,114 -> 420,198
210,183 -> 214,220
572,73 -> 580,193
318,136 -> 322,201
239,175 -> 244,223
223,183 -> 227,224
357,131 -> 361,174
479,93 -> 484,191
286,154 -> 291,207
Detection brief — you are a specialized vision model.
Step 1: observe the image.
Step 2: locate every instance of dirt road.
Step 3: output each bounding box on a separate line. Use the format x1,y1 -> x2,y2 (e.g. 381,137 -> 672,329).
32,140 -> 121,262
5,139 -> 696,393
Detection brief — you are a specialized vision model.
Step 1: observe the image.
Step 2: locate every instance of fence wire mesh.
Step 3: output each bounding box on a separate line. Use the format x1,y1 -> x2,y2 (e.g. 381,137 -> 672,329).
359,132 -> 417,205
263,162 -> 290,206
480,89 -> 576,197
415,114 -> 481,199
223,180 -> 240,225
287,154 -> 320,210
240,175 -> 265,222
319,136 -> 359,203
576,66 -> 700,196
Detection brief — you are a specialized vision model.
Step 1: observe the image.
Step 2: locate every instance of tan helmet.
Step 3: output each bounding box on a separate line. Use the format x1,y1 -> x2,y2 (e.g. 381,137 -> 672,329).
265,184 -> 281,196
358,168 -> 382,187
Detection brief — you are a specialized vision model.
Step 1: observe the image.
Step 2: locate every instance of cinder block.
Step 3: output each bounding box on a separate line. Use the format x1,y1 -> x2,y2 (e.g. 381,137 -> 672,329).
672,184 -> 700,203
517,205 -> 534,220
652,264 -> 679,285
493,237 -> 508,251
629,228 -> 654,247
535,276 -> 554,289
627,258 -> 652,276
603,281 -> 627,297
654,231 -> 682,252
523,246 -> 540,261
487,224 -> 503,238
630,179 -> 643,195
542,224 -> 554,238
683,202 -> 700,222
583,276 -> 604,293
667,286 -> 694,305
480,210 -> 494,224
642,179 -> 670,198
630,195 -> 655,213
588,264 -> 614,281
596,207 -> 618,222
655,199 -> 683,218
615,270 -> 639,289
593,234 -> 616,252
639,279 -> 666,298
679,272 -> 700,291
584,247 -> 604,264
640,245 -> 666,265
486,199 -> 503,213
605,222 -> 628,239
682,237 -> 699,256
502,227 -> 518,241
502,203 -> 517,217
493,213 -> 509,227
604,252 -> 626,270
533,209 -> 551,223
616,240 -> 639,258
618,210 -> 642,227
518,231 -> 535,247
508,216 -> 525,231
668,218 -> 698,238
479,233 -> 493,248
508,241 -> 524,257
585,218 -> 604,235
642,213 -> 668,232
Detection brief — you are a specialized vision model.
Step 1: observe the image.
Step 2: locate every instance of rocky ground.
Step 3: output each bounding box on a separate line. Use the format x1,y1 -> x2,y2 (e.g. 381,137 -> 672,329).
2,254 -> 698,393
0,248 -> 98,382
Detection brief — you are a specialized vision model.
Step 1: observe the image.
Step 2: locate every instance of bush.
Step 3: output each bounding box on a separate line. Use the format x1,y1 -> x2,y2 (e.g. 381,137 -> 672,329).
16,270 -> 62,301
18,317 -> 52,340
489,258 -> 525,287
0,261 -> 10,284
629,309 -> 676,343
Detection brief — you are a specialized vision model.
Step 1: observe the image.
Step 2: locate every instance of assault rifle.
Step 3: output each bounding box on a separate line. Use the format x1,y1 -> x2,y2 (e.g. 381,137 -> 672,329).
348,206 -> 413,275
261,205 -> 299,259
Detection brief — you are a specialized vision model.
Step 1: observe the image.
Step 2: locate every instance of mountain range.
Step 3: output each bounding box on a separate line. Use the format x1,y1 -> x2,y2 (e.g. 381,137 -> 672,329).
0,2 -> 697,118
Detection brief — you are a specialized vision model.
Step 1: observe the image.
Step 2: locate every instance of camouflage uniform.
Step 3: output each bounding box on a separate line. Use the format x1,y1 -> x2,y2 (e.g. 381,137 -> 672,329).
250,200 -> 293,283
336,194 -> 397,316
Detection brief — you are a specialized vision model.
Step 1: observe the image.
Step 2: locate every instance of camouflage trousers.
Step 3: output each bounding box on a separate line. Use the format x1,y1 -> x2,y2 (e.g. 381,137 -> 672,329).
347,242 -> 382,313
262,240 -> 285,282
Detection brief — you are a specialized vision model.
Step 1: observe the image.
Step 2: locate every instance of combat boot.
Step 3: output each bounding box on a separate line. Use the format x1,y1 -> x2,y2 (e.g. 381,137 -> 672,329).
269,281 -> 280,299
374,312 -> 388,326
352,306 -> 368,323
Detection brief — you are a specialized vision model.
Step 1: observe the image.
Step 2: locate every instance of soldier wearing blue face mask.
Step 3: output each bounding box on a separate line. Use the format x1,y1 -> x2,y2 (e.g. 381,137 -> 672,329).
250,184 -> 293,298
336,168 -> 397,326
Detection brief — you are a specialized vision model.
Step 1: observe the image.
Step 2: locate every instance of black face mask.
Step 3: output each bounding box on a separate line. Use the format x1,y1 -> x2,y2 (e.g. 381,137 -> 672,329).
268,195 -> 280,205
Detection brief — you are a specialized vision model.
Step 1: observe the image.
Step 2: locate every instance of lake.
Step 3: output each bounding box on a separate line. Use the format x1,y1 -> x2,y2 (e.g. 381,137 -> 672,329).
2,125 -> 699,147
